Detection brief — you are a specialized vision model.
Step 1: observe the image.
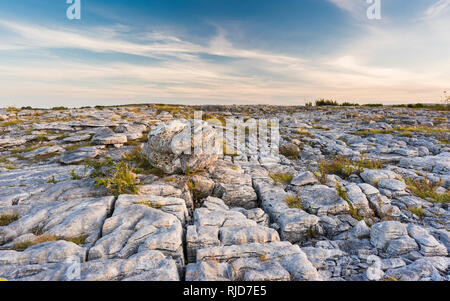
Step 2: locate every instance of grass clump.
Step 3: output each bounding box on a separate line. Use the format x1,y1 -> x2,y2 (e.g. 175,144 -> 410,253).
285,195 -> 304,210
317,155 -> 383,180
405,177 -> 449,203
46,176 -> 57,184
12,234 -> 88,252
64,141 -> 94,151
269,173 -> 293,185
406,206 -> 425,218
65,235 -> 88,245
121,147 -> 164,177
70,169 -> 82,180
293,129 -> 313,137
12,235 -> 58,252
354,129 -> 394,136
0,214 -> 20,226
136,200 -> 163,209
94,161 -> 138,196
0,120 -> 23,127
153,104 -> 183,115
318,157 -> 363,179
4,164 -> 16,170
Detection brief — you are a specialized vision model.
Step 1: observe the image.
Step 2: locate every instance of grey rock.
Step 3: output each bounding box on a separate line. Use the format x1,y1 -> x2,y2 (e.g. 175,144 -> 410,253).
141,120 -> 219,174
370,221 -> 408,249
300,185 -> 349,216
213,183 -> 257,209
407,224 -> 448,257
291,171 -> 318,186
386,236 -> 419,255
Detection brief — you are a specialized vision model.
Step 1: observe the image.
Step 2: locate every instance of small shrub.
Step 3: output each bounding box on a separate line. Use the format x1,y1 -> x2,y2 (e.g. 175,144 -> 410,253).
51,106 -> 68,111
46,176 -> 57,184
363,103 -> 383,107
341,102 -> 360,106
121,147 -> 164,177
94,162 -> 138,196
315,99 -> 338,106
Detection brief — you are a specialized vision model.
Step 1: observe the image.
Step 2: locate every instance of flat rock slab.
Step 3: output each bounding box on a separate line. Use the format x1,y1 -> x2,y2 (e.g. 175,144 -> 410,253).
0,250 -> 179,281
88,198 -> 184,268
186,197 -> 276,262
187,242 -> 320,281
0,196 -> 115,246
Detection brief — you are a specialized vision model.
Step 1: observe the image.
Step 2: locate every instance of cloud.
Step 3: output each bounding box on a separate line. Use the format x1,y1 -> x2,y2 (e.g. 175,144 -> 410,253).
326,0 -> 369,19
423,0 -> 450,19
0,16 -> 448,107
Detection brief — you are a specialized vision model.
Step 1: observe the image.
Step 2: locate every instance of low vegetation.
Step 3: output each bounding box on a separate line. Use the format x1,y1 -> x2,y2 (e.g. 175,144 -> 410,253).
269,173 -> 294,185
285,195 -> 304,210
405,177 -> 449,203
406,206 -> 425,218
12,234 -> 88,252
92,161 -> 138,196
315,99 -> 338,106
12,235 -> 58,251
121,147 -> 164,177
280,144 -> 300,160
355,126 -> 449,136
0,213 -> 19,226
135,201 -> 163,209
317,155 -> 383,182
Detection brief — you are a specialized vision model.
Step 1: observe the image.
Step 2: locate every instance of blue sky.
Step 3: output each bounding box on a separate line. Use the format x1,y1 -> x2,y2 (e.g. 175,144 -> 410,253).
0,0 -> 449,107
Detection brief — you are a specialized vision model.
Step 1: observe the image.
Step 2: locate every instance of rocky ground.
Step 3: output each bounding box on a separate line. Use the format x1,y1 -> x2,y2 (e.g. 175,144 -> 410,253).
0,104 -> 449,281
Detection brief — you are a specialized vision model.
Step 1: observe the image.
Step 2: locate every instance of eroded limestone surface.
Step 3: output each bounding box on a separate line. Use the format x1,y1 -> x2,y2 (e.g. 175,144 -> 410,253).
0,104 -> 449,281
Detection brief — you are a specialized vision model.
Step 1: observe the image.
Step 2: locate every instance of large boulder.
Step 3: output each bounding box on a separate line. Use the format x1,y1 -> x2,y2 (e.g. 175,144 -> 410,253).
141,120 -> 219,174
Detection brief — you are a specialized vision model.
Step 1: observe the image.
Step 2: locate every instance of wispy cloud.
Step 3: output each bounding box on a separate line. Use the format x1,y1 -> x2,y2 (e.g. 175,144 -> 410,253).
0,15 -> 448,107
326,0 -> 369,20
423,0 -> 450,19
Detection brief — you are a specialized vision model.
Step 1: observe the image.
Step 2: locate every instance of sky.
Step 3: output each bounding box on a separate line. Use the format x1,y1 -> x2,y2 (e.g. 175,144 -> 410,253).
0,0 -> 449,108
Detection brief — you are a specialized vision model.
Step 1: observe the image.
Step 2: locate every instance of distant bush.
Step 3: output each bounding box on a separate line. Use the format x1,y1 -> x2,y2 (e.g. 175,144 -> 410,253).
51,106 -> 68,111
393,103 -> 449,111
315,99 -> 338,106
341,102 -> 360,106
363,103 -> 383,107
